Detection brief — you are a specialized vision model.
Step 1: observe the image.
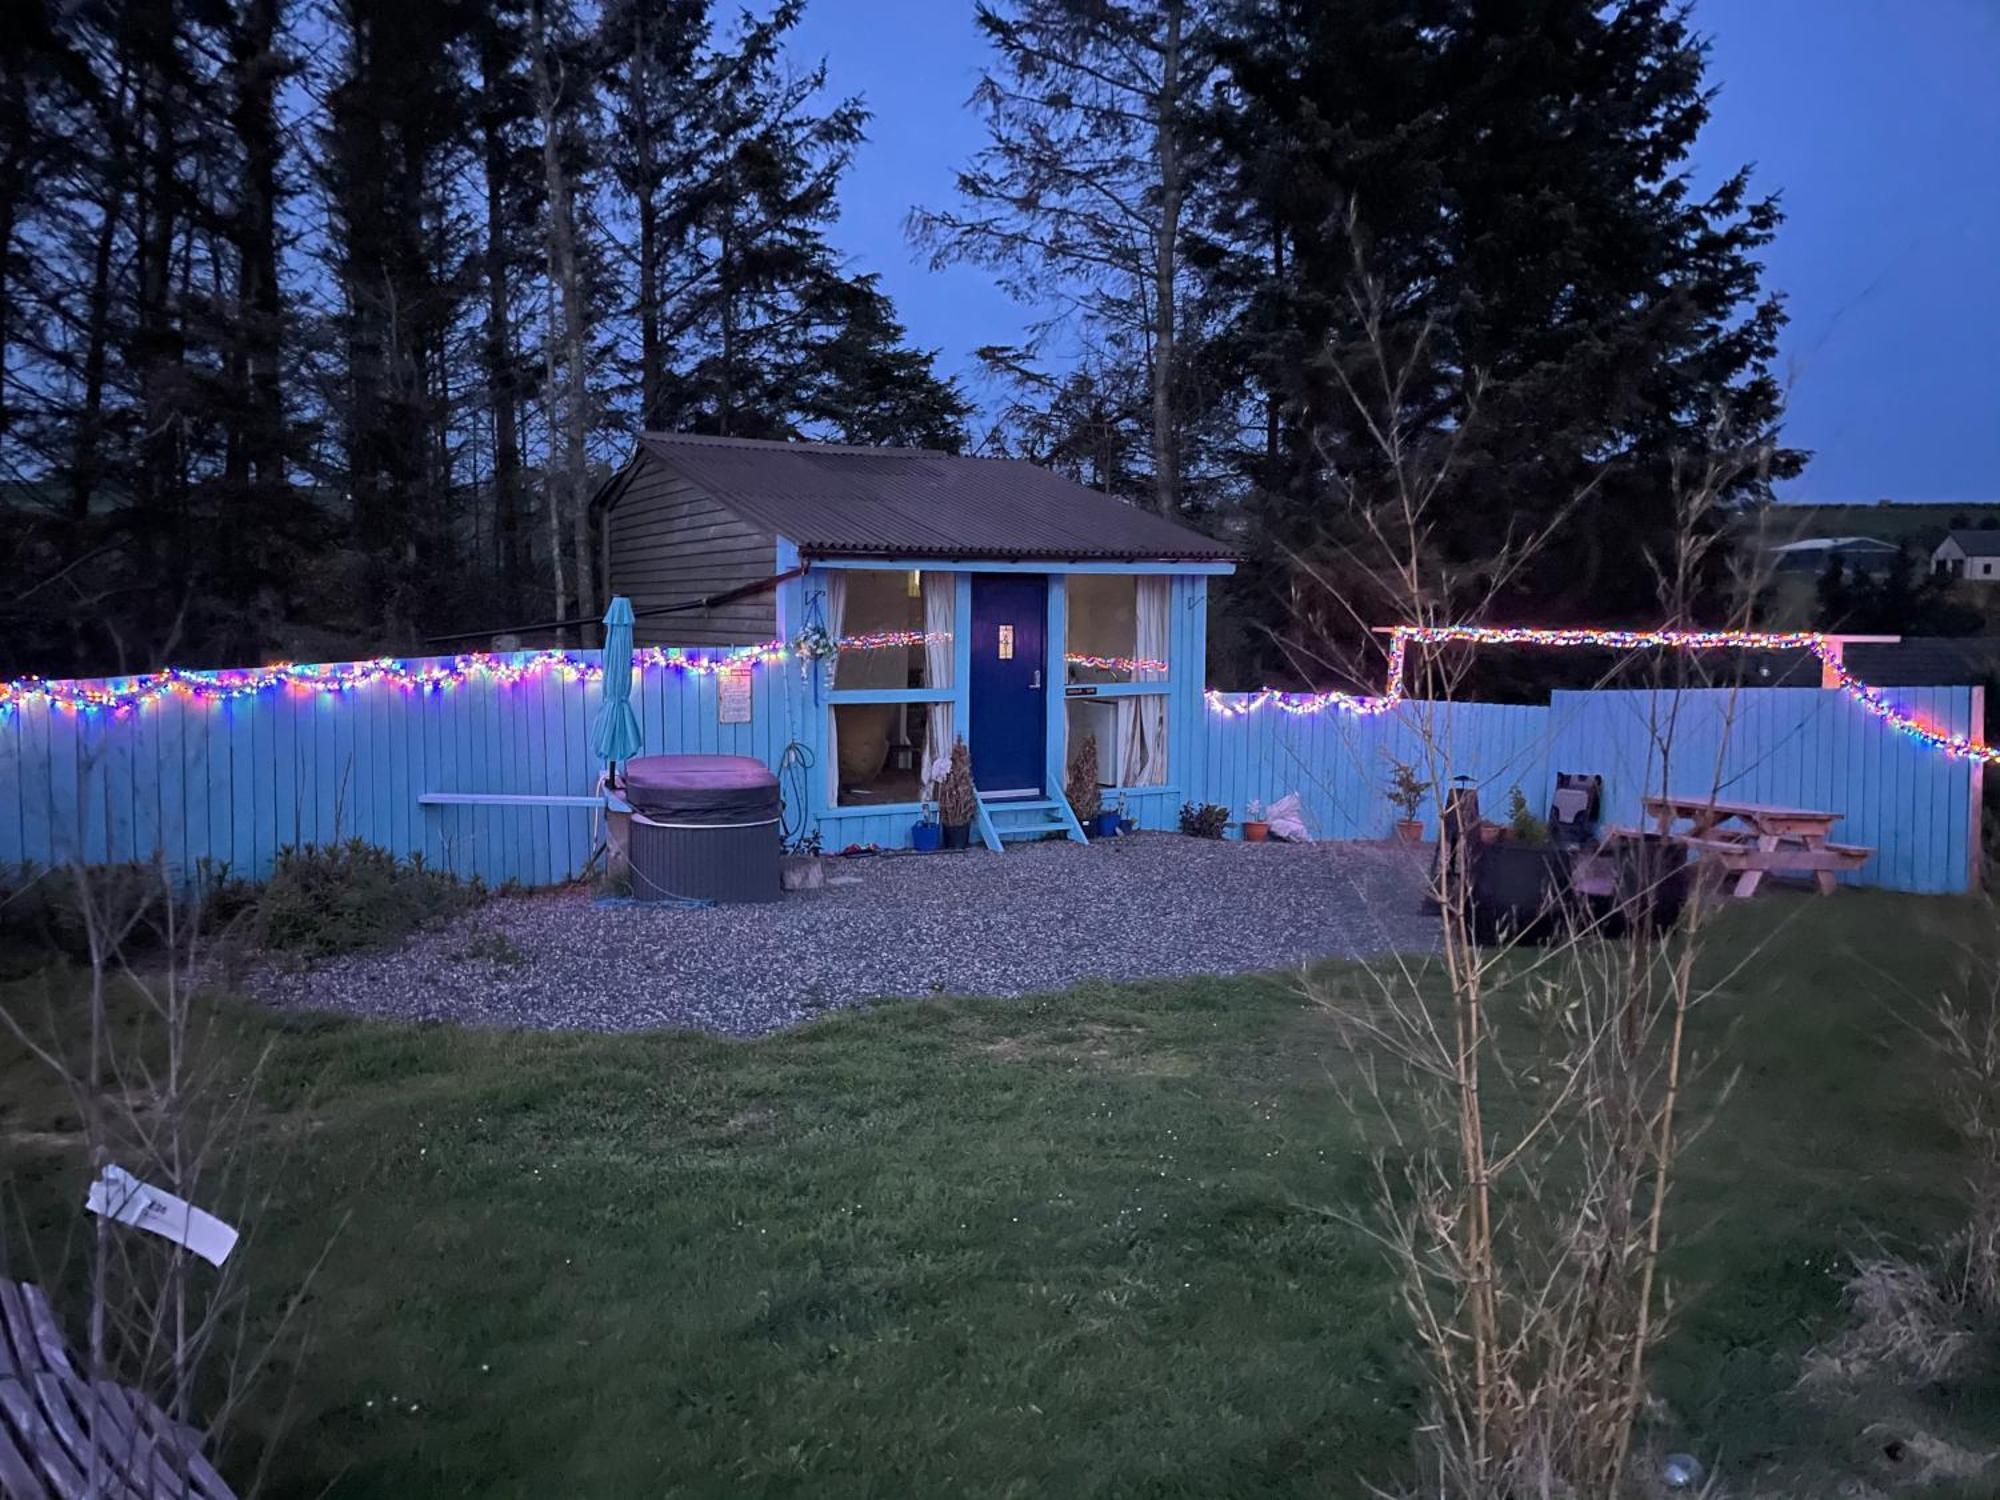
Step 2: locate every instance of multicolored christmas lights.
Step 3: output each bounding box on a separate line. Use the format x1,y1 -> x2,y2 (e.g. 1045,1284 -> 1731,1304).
1204,624 -> 2000,768
4,622 -> 1992,770
1064,652 -> 1169,674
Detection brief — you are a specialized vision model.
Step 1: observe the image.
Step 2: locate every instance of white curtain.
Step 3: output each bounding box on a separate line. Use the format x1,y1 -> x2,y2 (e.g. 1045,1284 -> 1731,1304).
821,571 -> 847,802
1118,576 -> 1170,786
921,573 -> 954,790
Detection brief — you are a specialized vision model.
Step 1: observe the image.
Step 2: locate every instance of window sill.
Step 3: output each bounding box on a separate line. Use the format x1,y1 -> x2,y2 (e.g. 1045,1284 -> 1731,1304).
1062,681 -> 1170,698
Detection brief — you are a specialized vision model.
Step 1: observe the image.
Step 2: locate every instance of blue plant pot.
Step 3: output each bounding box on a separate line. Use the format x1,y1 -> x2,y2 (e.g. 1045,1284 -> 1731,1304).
911,821 -> 943,853
1092,812 -> 1122,838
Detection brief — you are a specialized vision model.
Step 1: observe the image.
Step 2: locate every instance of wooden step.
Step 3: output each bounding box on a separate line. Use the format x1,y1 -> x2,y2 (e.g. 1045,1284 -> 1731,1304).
995,819 -> 1074,842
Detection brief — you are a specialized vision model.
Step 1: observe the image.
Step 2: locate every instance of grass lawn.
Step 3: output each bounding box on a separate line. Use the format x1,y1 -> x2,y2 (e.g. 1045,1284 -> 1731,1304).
4,889 -> 1998,1495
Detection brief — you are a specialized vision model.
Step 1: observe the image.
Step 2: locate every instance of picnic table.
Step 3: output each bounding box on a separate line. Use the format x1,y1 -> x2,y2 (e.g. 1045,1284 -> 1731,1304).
1625,793 -> 1873,898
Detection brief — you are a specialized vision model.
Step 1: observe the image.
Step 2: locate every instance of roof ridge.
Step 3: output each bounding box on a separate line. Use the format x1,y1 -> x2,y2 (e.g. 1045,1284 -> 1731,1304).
640,431 -> 950,459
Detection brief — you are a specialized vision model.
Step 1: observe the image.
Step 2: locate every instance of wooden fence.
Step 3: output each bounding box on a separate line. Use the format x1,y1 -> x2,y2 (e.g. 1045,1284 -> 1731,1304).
1,655 -> 1983,894
1200,684 -> 1983,894
0,651 -> 813,889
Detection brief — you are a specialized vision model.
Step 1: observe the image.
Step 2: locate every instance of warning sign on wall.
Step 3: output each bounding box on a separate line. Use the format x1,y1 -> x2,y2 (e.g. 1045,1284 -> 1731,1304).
719,667 -> 753,724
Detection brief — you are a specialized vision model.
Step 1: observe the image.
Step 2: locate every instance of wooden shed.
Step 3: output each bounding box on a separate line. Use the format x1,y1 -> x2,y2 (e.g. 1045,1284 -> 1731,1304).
597,434 -> 1237,849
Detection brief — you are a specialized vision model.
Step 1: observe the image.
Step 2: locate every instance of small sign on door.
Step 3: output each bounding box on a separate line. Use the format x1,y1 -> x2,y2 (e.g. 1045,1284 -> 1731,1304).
998,625 -> 1015,660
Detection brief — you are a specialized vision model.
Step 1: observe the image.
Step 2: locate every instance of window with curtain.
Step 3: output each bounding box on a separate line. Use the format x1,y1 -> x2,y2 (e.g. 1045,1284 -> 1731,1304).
1061,574 -> 1169,787
824,569 -> 954,807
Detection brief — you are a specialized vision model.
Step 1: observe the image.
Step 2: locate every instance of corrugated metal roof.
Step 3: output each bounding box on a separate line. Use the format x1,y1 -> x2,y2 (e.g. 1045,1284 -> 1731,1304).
629,433 -> 1237,563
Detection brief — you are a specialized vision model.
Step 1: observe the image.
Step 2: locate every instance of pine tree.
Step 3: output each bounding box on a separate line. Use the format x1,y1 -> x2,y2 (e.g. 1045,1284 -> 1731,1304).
913,0 -> 1219,513
1209,0 -> 1802,674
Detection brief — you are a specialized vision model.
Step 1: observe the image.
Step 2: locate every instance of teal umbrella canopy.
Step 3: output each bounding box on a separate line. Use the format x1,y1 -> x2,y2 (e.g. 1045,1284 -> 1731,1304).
590,596 -> 644,771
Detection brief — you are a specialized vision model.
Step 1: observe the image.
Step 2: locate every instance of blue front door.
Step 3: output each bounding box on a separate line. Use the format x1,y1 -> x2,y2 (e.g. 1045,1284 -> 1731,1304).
969,574 -> 1048,797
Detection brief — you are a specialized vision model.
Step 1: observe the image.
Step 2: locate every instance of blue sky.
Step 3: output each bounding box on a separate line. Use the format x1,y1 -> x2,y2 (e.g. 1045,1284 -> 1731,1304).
785,0 -> 1999,503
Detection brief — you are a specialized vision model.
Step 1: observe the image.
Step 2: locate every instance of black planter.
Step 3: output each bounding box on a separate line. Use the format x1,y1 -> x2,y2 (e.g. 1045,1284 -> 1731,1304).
941,821 -> 972,851
1469,842 -> 1573,946
1608,832 -> 1689,937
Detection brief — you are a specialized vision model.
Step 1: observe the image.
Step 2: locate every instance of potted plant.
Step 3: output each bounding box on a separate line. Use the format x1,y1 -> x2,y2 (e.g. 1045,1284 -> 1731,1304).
1067,734 -> 1115,837
780,828 -> 825,891
1385,756 -> 1427,842
911,753 -> 948,852
1242,798 -> 1272,842
939,736 -> 977,850
911,798 -> 942,853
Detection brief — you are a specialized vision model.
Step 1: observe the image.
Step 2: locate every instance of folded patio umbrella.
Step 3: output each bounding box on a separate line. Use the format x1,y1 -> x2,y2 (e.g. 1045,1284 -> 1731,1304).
590,595 -> 644,780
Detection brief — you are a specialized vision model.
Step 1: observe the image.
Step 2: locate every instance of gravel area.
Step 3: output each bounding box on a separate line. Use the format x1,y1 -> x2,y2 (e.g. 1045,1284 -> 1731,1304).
247,834 -> 1439,1036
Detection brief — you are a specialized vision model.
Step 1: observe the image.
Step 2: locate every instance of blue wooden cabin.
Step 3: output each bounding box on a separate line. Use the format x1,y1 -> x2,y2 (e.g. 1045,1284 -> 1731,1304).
598,434 -> 1237,850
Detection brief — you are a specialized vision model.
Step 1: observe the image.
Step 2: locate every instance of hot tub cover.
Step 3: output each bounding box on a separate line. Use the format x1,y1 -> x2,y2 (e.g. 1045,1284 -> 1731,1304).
622,754 -> 780,824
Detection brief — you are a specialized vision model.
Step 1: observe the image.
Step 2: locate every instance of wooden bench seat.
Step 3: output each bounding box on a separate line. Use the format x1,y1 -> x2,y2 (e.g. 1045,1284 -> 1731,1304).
418,792 -> 607,809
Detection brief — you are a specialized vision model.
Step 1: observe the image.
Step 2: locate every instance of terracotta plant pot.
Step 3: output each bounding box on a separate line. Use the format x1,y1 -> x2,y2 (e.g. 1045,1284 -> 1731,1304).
1394,819 -> 1425,843
1242,820 -> 1271,842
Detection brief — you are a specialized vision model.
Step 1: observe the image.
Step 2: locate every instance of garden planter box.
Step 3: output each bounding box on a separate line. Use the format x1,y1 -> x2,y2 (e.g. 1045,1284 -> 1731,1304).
1469,842 -> 1573,945
1607,832 -> 1690,937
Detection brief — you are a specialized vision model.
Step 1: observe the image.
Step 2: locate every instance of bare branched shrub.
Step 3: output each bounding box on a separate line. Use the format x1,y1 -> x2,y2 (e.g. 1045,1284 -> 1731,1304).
1800,1257 -> 1978,1389
1,857 -> 326,1492
1289,209 -> 1785,1498
1926,972 -> 2000,1320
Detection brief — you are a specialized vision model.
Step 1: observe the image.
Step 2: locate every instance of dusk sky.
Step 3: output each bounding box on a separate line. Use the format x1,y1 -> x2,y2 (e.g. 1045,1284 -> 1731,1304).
786,0 -> 2000,504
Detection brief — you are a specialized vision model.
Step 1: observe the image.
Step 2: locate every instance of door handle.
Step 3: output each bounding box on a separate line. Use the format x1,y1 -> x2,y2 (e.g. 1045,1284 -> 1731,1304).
1030,669 -> 1042,689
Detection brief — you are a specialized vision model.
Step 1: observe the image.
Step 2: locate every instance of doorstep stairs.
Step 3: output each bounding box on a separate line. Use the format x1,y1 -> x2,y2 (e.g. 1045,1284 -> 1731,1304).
972,792 -> 1085,852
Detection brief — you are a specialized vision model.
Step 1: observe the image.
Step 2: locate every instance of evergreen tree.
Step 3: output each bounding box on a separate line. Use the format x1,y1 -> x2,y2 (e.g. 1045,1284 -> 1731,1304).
1208,0 -> 1802,675
913,0 -> 1221,512
643,4 -> 963,445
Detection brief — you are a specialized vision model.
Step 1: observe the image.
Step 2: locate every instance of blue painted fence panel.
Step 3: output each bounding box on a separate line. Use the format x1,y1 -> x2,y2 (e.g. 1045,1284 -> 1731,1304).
1199,698 -> 1553,841
1199,685 -> 1979,893
1542,685 -> 1979,895
1,650 -> 810,889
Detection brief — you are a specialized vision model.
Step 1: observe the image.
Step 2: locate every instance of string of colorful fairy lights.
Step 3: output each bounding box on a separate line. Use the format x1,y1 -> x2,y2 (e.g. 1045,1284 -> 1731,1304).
4,622 -> 1990,769
1205,624 -> 2000,768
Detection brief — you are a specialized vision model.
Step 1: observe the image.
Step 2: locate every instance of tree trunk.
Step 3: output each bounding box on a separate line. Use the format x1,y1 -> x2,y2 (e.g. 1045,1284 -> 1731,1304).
532,0 -> 591,631
478,27 -> 524,608
0,66 -> 27,443
1147,0 -> 1184,520
224,0 -> 286,596
630,11 -> 663,428
69,66 -> 128,531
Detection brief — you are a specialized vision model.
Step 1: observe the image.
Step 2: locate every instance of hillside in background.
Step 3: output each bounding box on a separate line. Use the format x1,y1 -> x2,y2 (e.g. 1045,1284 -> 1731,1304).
1754,500 -> 2000,549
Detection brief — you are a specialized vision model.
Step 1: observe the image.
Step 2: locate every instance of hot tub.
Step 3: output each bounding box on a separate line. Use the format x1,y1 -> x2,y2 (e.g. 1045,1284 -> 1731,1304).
621,754 -> 781,904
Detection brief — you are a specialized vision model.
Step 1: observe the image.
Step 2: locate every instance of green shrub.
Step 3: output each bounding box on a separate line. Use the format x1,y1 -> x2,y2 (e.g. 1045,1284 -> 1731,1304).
0,858 -> 256,960
1178,802 -> 1229,839
256,840 -> 483,958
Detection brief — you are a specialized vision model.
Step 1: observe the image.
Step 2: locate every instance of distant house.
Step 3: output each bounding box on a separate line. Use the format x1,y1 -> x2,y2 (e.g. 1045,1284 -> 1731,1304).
1768,535 -> 1901,576
1932,530 -> 2000,581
